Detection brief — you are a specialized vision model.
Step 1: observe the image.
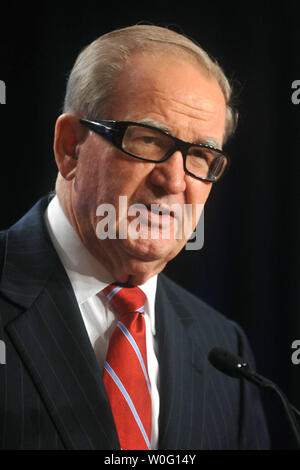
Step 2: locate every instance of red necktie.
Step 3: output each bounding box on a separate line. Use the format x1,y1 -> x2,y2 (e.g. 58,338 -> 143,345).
102,283 -> 152,450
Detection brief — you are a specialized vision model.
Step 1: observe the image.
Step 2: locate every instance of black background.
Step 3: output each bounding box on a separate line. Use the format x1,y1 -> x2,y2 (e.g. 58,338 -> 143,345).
1,1 -> 299,449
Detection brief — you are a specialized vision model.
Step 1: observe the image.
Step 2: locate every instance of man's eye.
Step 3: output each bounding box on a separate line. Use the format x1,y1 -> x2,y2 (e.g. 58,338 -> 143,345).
138,136 -> 158,144
189,148 -> 208,158
135,135 -> 168,150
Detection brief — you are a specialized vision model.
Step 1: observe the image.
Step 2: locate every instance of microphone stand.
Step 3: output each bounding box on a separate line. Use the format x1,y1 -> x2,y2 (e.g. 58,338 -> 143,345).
208,347 -> 300,449
240,367 -> 300,449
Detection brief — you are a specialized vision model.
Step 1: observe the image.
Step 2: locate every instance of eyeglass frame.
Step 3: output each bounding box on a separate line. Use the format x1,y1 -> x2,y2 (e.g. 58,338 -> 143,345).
78,117 -> 230,183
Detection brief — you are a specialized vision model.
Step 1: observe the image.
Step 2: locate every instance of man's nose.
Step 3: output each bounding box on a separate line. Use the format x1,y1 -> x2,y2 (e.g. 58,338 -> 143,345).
149,151 -> 187,194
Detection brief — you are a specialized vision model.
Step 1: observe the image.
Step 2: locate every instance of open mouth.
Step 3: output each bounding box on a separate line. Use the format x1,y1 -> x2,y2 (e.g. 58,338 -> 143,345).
148,205 -> 175,218
124,202 -> 183,240
144,204 -> 178,233
127,204 -> 176,231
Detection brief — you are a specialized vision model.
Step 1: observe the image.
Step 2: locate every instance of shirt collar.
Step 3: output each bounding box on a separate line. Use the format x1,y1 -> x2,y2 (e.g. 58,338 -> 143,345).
44,195 -> 157,334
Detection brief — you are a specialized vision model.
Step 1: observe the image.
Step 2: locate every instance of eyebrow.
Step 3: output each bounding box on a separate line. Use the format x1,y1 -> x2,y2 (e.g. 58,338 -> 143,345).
137,117 -> 172,133
136,117 -> 222,150
199,136 -> 222,149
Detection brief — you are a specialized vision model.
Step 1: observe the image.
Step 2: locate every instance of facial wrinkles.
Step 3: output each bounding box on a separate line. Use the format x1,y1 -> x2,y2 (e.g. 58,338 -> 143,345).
120,111 -> 216,208
108,55 -> 224,205
133,90 -> 224,147
152,88 -> 221,120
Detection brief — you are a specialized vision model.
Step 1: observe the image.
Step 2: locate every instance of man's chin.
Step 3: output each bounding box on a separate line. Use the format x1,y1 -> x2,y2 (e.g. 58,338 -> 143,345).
92,236 -> 185,284
120,236 -> 183,263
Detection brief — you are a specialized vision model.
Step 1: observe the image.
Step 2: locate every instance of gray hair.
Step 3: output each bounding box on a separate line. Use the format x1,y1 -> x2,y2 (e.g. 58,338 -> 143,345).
63,25 -> 238,143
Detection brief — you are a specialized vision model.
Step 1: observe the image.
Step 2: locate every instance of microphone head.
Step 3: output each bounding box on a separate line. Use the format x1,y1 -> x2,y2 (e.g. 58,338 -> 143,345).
208,347 -> 250,378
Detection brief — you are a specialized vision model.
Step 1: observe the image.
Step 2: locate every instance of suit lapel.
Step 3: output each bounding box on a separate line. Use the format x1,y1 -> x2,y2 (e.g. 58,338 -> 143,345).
0,197 -> 208,450
0,197 -> 119,449
155,275 -> 207,450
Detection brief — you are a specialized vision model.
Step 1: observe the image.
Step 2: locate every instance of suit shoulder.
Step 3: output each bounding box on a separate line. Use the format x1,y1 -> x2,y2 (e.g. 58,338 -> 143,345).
158,272 -> 233,326
157,273 -> 248,351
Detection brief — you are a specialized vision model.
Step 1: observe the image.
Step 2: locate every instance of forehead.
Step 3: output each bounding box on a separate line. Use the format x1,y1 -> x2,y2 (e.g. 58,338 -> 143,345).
110,51 -> 226,146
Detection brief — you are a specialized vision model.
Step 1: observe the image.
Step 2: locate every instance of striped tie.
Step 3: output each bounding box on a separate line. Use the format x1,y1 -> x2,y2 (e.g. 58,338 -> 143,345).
102,283 -> 152,450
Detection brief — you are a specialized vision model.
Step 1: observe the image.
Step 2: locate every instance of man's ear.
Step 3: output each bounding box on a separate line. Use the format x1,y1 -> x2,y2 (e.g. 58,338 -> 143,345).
53,114 -> 87,181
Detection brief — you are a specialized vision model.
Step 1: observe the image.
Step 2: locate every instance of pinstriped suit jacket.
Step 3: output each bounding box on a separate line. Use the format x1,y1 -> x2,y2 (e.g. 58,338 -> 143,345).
0,196 -> 270,450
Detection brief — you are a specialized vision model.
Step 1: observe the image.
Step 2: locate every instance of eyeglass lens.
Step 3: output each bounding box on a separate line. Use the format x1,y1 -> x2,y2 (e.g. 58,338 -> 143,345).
122,125 -> 227,180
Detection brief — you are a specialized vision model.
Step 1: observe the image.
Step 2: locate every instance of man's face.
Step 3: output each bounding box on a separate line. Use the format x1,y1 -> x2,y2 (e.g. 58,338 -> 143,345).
69,52 -> 226,284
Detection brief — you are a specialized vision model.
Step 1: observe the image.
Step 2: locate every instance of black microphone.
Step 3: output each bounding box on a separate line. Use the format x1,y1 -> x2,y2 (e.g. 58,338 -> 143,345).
208,347 -> 300,449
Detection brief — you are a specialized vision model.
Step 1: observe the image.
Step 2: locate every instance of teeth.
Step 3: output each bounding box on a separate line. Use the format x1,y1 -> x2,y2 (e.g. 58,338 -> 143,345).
150,207 -> 171,215
150,207 -> 170,215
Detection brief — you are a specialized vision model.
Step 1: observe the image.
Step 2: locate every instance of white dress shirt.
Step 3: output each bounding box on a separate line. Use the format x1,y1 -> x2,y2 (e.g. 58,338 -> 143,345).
44,195 -> 160,449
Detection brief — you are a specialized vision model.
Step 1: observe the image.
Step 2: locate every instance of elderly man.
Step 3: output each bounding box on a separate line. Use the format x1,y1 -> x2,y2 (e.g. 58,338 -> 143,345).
0,25 -> 269,450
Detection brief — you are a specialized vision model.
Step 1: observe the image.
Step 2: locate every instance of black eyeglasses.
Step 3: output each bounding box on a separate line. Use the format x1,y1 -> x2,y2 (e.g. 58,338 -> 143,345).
79,118 -> 229,182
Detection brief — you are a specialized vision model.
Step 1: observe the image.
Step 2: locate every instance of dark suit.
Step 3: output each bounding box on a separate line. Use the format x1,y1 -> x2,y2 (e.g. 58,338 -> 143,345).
0,196 -> 270,449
